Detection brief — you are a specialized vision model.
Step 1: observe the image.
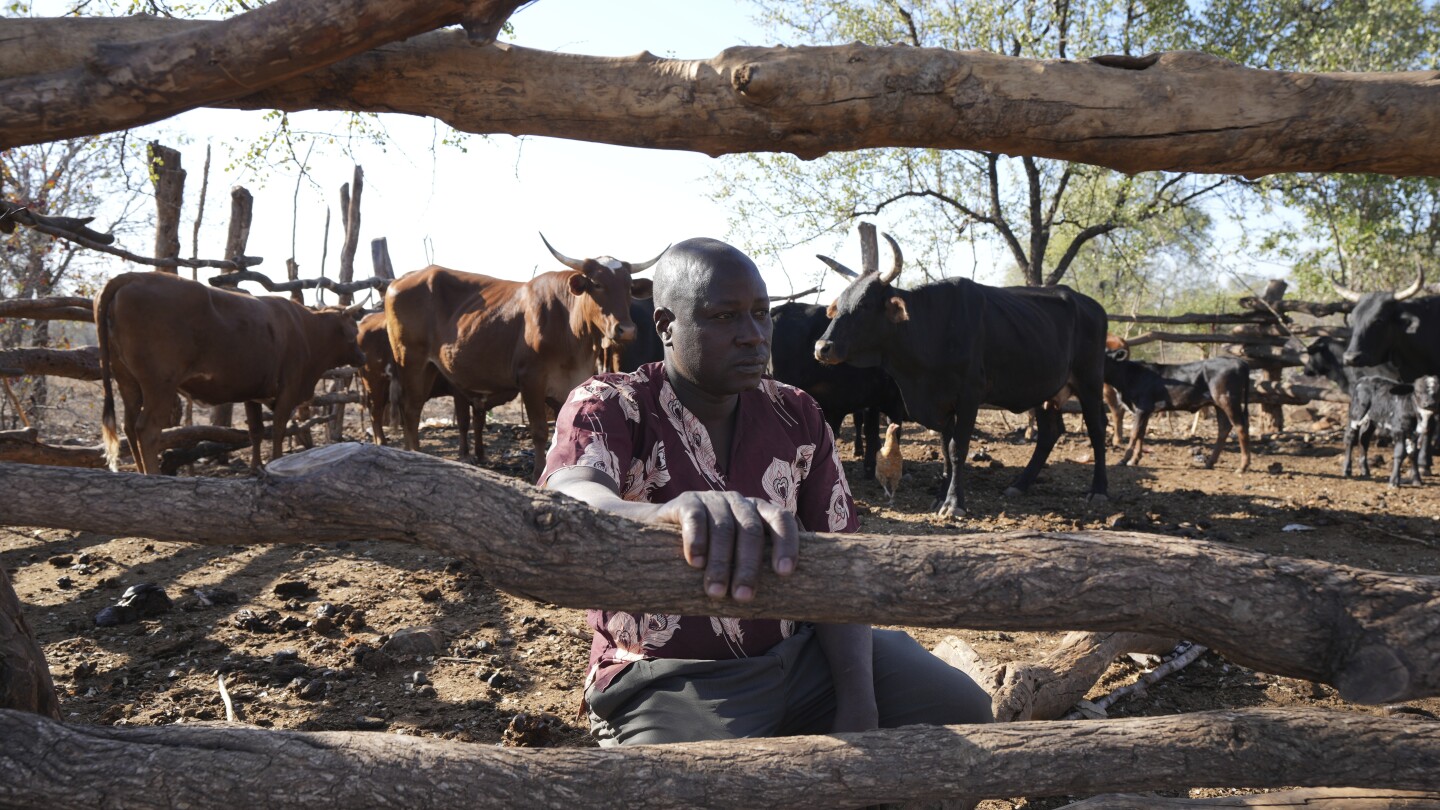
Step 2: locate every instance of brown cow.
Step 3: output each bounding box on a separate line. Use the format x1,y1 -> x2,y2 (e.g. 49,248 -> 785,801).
96,272 -> 363,474
356,312 -> 511,460
385,236 -> 659,480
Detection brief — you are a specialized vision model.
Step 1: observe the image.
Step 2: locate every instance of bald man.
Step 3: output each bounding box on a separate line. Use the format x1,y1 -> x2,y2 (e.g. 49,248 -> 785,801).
543,238 -> 991,745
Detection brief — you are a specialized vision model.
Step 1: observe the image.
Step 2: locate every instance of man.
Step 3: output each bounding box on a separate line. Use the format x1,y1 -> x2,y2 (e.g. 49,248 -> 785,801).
543,237 -> 992,745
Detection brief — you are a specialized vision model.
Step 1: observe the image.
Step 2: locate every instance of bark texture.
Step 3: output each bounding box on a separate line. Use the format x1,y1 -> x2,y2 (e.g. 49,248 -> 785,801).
0,1 -> 527,150
0,297 -> 93,323
0,572 -> 60,719
1062,789 -> 1440,808
0,347 -> 100,381
0,443 -> 1436,704
4,18 -> 1440,176
1,709 -> 1437,808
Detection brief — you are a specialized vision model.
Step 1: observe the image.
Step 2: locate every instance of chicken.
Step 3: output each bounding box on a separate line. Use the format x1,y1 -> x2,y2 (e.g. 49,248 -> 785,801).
876,422 -> 904,506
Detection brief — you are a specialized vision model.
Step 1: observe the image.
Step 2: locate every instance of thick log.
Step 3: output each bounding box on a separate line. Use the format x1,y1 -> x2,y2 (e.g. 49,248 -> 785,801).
0,708 -> 1436,807
5,20 -> 1440,176
337,167 -> 362,307
1110,312 -> 1275,326
1123,331 -> 1290,348
1239,297 -> 1353,317
0,438 -> 105,468
0,572 -> 60,719
0,1 -> 529,151
1063,789 -> 1440,808
1254,380 -> 1349,405
933,632 -> 1176,722
370,237 -> 394,280
0,200 -> 113,246
0,443 -> 1436,703
0,296 -> 94,323
0,347 -> 100,380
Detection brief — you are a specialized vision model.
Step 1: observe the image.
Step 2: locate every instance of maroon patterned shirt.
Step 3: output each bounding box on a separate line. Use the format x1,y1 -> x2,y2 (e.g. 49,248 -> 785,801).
541,362 -> 859,694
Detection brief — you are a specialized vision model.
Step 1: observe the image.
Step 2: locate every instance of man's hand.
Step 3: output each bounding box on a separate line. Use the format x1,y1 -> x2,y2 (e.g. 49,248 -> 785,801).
655,490 -> 799,602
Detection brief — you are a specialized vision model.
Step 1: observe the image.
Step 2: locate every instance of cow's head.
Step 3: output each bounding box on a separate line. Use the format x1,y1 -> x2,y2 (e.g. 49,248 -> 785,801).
1414,375 -> 1440,413
313,305 -> 366,368
1302,336 -> 1344,379
541,233 -> 660,344
1334,270 -> 1425,367
813,232 -> 906,368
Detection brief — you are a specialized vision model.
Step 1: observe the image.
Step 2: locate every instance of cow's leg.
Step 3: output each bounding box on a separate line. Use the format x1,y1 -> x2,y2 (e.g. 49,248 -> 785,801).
1388,428 -> 1407,488
131,381 -> 175,475
269,394 -> 302,468
115,374 -> 144,472
1206,408 -> 1232,470
244,401 -> 265,471
474,401 -> 490,463
1358,424 -> 1375,477
455,396 -> 473,462
1122,411 -> 1153,467
1006,403 -> 1063,497
520,384 -> 549,483
1418,415 -> 1435,476
861,408 -> 880,481
394,362 -> 438,452
1076,389 -> 1109,501
935,406 -> 974,519
367,388 -> 387,446
1231,402 -> 1252,473
1103,384 -> 1126,448
1341,422 -> 1357,478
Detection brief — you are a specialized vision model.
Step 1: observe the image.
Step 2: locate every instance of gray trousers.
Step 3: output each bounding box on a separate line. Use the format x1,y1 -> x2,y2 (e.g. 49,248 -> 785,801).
588,625 -> 993,746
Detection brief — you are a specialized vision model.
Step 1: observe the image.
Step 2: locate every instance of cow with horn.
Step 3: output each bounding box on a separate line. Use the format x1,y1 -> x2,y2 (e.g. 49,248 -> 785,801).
384,235 -> 661,481
813,225 -> 1109,518
1334,270 -> 1440,383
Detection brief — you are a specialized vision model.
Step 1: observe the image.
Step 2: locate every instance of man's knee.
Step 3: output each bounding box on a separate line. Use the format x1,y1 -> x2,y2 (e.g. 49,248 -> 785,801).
872,630 -> 993,727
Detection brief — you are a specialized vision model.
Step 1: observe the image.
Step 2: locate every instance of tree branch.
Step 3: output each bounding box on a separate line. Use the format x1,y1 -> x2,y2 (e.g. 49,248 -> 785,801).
0,443 -> 1437,704
6,23 -> 1440,176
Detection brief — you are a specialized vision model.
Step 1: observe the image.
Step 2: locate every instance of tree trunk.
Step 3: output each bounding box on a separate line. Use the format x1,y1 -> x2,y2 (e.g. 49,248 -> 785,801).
1062,789 -> 1440,808
0,572 -> 60,719
148,142 -> 184,271
0,444 -> 1436,704
933,632 -> 1176,722
0,347 -> 100,381
0,297 -> 93,322
0,708 -> 1436,808
209,186 -> 255,439
5,19 -> 1440,177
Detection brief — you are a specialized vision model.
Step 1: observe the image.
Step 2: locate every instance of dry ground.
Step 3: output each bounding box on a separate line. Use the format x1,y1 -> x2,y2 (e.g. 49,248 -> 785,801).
5,389 -> 1439,807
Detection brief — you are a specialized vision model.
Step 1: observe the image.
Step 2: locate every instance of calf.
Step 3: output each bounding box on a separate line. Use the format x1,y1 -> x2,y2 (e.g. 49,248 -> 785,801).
1343,375 -> 1440,486
1302,336 -> 1397,396
1104,350 -> 1253,473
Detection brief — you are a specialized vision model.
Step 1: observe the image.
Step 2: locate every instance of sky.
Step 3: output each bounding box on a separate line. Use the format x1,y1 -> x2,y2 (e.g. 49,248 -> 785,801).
39,0 -> 889,307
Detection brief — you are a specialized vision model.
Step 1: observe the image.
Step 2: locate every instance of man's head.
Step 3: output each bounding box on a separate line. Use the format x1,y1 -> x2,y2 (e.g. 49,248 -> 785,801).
653,238 -> 771,396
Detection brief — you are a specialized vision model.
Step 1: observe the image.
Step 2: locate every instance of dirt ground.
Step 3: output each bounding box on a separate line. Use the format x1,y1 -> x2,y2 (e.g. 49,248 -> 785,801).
5,390 -> 1439,808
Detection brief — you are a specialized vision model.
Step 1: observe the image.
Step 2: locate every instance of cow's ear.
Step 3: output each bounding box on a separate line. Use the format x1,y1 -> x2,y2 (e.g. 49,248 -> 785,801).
1402,312 -> 1423,334
886,296 -> 909,323
1109,348 -> 1129,362
826,301 -> 838,319
568,272 -> 593,296
631,278 -> 653,300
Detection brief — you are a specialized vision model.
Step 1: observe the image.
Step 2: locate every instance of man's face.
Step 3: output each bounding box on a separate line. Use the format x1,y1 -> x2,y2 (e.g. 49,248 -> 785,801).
662,261 -> 772,396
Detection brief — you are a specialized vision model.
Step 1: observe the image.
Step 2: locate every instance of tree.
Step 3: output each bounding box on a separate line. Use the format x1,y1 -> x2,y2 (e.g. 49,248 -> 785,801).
1196,0 -> 1440,297
713,0 -> 1227,289
0,135 -> 143,428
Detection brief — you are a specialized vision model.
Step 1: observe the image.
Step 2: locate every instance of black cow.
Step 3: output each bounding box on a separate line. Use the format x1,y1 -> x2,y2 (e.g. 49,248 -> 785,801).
1302,336 -> 1397,396
813,233 -> 1109,518
1336,272 -> 1440,382
1342,375 -> 1440,486
1104,350 -> 1253,473
770,301 -> 907,479
605,297 -> 665,373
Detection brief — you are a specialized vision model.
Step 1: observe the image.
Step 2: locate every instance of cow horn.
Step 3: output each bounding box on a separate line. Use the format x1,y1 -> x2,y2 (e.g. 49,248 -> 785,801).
879,233 -> 903,285
1395,268 -> 1425,300
629,245 -> 669,273
1330,276 -> 1363,303
539,233 -> 586,272
817,254 -> 859,279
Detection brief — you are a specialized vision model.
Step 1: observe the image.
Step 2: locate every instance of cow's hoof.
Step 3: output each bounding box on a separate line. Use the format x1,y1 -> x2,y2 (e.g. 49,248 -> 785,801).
936,499 -> 966,519
1002,486 -> 1024,498
1085,492 -> 1109,506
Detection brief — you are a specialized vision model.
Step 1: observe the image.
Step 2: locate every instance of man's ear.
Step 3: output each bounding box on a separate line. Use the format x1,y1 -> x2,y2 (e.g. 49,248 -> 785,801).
568,273 -> 593,296
886,296 -> 909,323
655,308 -> 676,346
631,278 -> 653,300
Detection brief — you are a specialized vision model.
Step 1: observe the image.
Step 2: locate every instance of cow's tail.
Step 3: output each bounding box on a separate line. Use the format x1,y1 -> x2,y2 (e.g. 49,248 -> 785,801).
95,278 -> 123,472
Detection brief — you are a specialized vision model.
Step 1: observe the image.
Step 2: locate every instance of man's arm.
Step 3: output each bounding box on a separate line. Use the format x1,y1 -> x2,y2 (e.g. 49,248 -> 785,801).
545,466 -> 799,602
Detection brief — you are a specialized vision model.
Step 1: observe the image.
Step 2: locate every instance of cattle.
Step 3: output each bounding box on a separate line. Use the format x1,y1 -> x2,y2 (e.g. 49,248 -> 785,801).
356,312 -> 508,460
1103,349 -> 1253,473
601,297 -> 664,373
1341,375 -> 1440,487
385,236 -> 660,480
1302,335 -> 1397,396
1335,271 -> 1440,382
813,233 -> 1109,518
770,301 -> 907,479
96,271 -> 363,474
